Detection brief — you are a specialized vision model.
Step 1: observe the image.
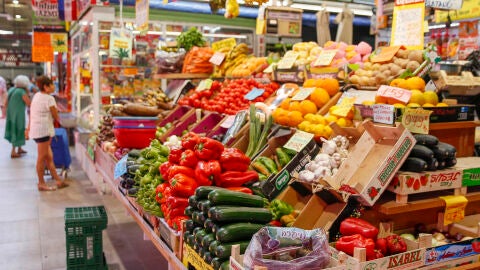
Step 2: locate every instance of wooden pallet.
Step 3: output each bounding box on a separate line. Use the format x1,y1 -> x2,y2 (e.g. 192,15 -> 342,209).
394,186 -> 468,204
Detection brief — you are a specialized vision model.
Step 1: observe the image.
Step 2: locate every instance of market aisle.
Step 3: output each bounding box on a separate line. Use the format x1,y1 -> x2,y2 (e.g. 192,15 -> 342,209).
0,118 -> 168,270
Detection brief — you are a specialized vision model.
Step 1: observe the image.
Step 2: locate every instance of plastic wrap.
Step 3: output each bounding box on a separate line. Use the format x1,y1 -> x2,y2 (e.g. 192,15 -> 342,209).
155,49 -> 186,73
243,227 -> 331,270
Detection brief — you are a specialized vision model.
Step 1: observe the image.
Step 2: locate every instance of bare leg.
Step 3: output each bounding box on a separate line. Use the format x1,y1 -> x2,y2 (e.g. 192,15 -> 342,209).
45,138 -> 67,188
10,146 -> 20,158
36,141 -> 55,191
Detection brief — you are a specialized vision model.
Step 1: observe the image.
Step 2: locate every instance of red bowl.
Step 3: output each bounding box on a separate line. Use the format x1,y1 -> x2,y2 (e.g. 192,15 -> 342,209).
113,128 -> 156,149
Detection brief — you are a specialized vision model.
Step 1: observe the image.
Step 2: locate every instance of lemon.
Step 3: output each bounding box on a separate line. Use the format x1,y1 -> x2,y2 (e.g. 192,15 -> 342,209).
407,103 -> 421,108
324,125 -> 333,137
423,103 -> 435,107
362,100 -> 375,106
423,91 -> 439,105
336,118 -> 347,127
436,102 -> 449,107
325,115 -> 338,124
393,103 -> 406,108
409,90 -> 425,105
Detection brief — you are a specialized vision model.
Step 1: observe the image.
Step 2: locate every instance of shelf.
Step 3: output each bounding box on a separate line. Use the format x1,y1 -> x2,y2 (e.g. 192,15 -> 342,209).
153,73 -> 210,80
100,65 -> 149,68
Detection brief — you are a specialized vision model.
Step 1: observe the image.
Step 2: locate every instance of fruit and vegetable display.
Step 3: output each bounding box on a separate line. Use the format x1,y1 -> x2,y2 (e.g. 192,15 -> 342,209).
211,43 -> 252,78
182,46 -> 215,74
400,223 -> 475,247
250,148 -> 297,182
401,134 -> 457,172
96,115 -> 115,145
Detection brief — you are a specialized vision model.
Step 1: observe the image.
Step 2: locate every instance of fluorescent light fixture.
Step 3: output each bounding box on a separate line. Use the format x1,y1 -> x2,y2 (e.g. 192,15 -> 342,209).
0,30 -> 13,35
12,0 -> 19,4
428,22 -> 459,30
146,31 -> 247,39
15,15 -> 21,19
290,3 -> 373,16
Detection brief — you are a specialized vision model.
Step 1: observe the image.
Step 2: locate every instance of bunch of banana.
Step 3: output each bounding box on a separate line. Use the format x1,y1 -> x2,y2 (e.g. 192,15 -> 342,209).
244,0 -> 269,5
213,43 -> 250,78
139,89 -> 172,109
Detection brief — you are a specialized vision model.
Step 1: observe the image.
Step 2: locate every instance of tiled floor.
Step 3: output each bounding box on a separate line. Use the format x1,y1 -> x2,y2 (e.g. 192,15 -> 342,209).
0,118 -> 167,270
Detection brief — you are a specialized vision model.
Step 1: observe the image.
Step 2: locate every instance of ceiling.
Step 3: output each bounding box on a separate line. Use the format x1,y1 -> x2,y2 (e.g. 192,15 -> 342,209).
0,0 -> 33,50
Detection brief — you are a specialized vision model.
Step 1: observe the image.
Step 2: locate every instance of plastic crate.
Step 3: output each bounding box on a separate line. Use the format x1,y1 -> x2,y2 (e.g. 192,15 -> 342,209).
65,206 -> 108,269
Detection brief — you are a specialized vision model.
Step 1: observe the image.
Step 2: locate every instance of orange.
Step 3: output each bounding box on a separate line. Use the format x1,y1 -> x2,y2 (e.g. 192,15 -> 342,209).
375,95 -> 388,104
309,87 -> 330,108
288,101 -> 302,113
405,77 -> 426,92
299,100 -> 318,115
336,117 -> 347,127
325,115 -> 338,124
287,111 -> 304,127
390,78 -> 406,88
317,78 -> 340,96
280,98 -> 291,110
303,79 -> 317,88
272,108 -> 288,125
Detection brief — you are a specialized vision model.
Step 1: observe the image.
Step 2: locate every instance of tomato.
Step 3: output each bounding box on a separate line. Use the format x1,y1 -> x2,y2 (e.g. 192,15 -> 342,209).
472,240 -> 480,253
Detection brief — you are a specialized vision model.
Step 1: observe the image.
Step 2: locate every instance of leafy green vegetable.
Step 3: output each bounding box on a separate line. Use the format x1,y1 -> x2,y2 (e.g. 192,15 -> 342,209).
176,27 -> 206,51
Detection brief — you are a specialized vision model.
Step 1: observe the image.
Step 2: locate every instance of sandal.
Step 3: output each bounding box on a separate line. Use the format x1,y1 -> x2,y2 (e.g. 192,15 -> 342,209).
10,153 -> 21,159
18,149 -> 27,154
56,181 -> 69,189
38,184 -> 56,191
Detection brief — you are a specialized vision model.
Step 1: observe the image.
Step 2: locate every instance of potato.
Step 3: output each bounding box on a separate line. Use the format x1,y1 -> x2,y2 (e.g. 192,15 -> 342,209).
400,59 -> 409,69
406,61 -> 420,72
363,62 -> 373,70
356,69 -> 366,76
396,49 -> 409,59
383,70 -> 392,77
398,69 -> 406,76
368,77 -> 376,86
375,73 -> 387,85
379,64 -> 389,72
349,74 -> 360,84
372,63 -> 382,71
359,76 -> 370,85
390,64 -> 401,76
408,50 -> 424,63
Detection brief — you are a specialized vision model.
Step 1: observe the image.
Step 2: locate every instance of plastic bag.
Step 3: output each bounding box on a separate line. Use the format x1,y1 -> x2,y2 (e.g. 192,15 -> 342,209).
155,49 -> 186,73
243,227 -> 331,270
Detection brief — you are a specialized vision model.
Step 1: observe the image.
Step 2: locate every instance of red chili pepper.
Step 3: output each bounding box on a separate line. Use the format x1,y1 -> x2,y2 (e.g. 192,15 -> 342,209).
195,137 -> 225,160
268,220 -> 282,227
195,160 -> 221,186
169,173 -> 198,197
340,217 -> 379,239
181,132 -> 200,150
180,149 -> 198,168
217,170 -> 259,188
226,186 -> 253,194
376,237 -> 388,255
168,165 -> 195,180
159,162 -> 173,180
386,235 -> 407,255
220,148 -> 251,172
335,234 -> 376,260
168,148 -> 183,164
166,196 -> 189,209
172,215 -> 189,231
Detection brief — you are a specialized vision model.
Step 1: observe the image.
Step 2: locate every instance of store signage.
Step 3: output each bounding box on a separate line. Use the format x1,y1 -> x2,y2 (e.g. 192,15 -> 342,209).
211,38 -> 236,52
425,0 -> 463,10
395,0 -> 425,5
425,239 -> 480,266
377,85 -> 412,104
51,33 -> 68,52
283,130 -> 314,152
32,0 -> 65,28
435,0 -> 479,22
135,0 -> 149,33
109,28 -> 133,60
244,88 -> 265,100
439,195 -> 468,225
209,52 -> 226,66
291,87 -> 314,101
373,104 -> 395,124
371,46 -> 402,63
57,0 -> 77,21
391,3 -> 425,50
401,108 -> 432,134
32,46 -> 54,63
313,50 -> 337,67
277,52 -> 298,70
114,155 -> 128,179
332,96 -> 356,117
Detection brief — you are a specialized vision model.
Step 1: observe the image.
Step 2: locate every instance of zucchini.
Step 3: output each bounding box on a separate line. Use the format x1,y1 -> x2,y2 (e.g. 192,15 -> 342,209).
184,206 -> 195,217
215,241 -> 250,259
202,233 -> 216,248
437,159 -> 446,170
194,229 -> 208,246
193,227 -> 203,235
192,211 -> 207,226
216,223 -> 264,243
203,252 -> 214,264
204,218 -> 216,233
438,142 -> 457,156
410,144 -> 435,161
445,157 -> 457,168
220,261 -> 230,270
195,186 -> 224,200
185,219 -> 196,232
281,147 -> 298,157
183,231 -> 192,245
257,156 -> 278,174
188,195 -> 199,209
401,157 -> 428,172
187,234 -> 195,247
209,240 -> 220,254
431,143 -> 456,159
208,189 -> 267,207
211,257 -> 227,270
208,206 -> 272,223
414,134 -> 439,147
426,158 -> 439,171
197,200 -> 212,214
128,149 -> 142,158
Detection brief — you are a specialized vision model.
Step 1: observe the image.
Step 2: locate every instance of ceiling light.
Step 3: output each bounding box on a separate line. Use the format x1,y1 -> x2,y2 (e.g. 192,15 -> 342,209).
15,15 -> 21,19
0,30 -> 13,35
12,0 -> 19,4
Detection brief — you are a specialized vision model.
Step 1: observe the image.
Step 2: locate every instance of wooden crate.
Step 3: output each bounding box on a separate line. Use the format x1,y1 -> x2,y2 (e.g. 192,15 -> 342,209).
158,218 -> 182,258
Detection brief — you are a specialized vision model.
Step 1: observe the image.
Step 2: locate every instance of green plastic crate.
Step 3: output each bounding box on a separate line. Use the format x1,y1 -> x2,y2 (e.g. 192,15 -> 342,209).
65,206 -> 108,269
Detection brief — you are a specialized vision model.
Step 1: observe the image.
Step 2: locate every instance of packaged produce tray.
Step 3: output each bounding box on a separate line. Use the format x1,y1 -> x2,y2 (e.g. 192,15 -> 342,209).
272,66 -> 305,83
433,71 -> 480,96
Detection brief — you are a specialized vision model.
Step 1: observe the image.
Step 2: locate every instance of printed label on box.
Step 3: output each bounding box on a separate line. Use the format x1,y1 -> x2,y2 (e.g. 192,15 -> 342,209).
358,248 -> 426,270
389,169 -> 462,195
425,238 -> 480,265
462,167 -> 480,187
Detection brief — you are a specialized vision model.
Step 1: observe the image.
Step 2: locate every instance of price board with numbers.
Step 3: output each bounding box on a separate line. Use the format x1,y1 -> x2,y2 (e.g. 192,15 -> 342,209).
377,85 -> 412,104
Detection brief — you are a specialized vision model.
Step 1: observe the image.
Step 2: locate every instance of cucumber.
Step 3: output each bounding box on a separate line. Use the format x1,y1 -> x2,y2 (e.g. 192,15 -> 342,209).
216,223 -> 264,243
183,231 -> 192,245
203,252 -> 214,264
426,158 -> 439,171
209,240 -> 220,254
193,240 -> 201,252
211,257 -> 227,270
202,233 -> 216,248
198,200 -> 212,215
188,195 -> 199,209
192,211 -> 207,226
195,186 -> 225,200
212,223 -> 222,235
208,189 -> 267,207
184,206 -> 195,217
185,219 -> 196,232
208,206 -> 272,223
445,157 -> 457,168
215,241 -> 250,259
401,157 -> 428,172
410,144 -> 435,161
194,229 -> 208,246
199,246 -> 206,258
414,134 -> 439,147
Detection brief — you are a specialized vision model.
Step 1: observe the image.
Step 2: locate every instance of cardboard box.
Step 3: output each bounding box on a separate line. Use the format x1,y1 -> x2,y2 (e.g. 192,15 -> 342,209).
184,244 -> 213,270
158,218 -> 181,256
455,157 -> 480,187
273,66 -> 305,83
259,130 -> 320,200
433,70 -> 480,96
321,121 -> 416,206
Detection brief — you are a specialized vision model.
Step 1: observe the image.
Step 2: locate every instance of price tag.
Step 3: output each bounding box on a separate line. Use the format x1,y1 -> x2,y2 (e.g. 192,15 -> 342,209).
211,38 -> 237,52
371,46 -> 402,63
425,81 -> 436,91
291,87 -> 314,101
377,85 -> 412,104
332,97 -> 356,117
263,63 -> 275,73
373,104 -> 395,124
439,195 -> 468,225
196,79 -> 213,92
401,108 -> 432,134
313,50 -> 337,67
220,115 -> 236,128
114,154 -> 128,179
244,88 -> 265,101
283,130 -> 314,152
209,52 -> 226,66
277,52 -> 299,69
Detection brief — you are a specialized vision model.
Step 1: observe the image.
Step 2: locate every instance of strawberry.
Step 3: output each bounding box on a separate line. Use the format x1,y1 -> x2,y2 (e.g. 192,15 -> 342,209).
406,176 -> 414,188
420,175 -> 428,186
413,179 -> 421,191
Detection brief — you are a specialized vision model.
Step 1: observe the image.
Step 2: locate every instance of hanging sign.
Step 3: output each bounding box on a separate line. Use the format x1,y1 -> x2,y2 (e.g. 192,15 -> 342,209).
401,108 -> 432,134
435,0 -> 479,22
425,0 -> 463,10
391,3 -> 425,50
109,28 -> 133,60
32,0 -> 65,29
439,195 -> 468,225
32,46 -> 54,62
57,0 -> 77,21
135,0 -> 149,33
51,33 -> 68,52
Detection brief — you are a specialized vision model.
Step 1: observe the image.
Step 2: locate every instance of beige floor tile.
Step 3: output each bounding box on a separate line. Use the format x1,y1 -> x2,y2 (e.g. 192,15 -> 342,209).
0,203 -> 39,222
0,220 -> 40,244
0,241 -> 42,270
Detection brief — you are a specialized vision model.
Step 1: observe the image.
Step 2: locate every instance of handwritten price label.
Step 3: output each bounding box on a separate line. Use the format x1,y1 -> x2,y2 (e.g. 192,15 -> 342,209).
313,50 -> 337,67
291,88 -> 314,101
244,88 -> 265,101
209,52 -> 226,66
377,85 -> 412,104
196,79 -> 213,92
373,104 -> 395,124
401,108 -> 432,134
277,52 -> 299,69
332,96 -> 356,117
371,46 -> 402,63
439,195 -> 468,225
283,130 -> 314,152
114,155 -> 128,179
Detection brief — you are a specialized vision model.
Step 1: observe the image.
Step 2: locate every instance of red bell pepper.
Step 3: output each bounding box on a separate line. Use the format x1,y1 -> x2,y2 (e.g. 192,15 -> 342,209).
155,183 -> 169,204
217,170 -> 259,188
340,217 -> 379,239
172,215 -> 189,231
181,132 -> 200,150
371,249 -> 384,260
226,186 -> 253,194
170,173 -> 198,197
376,237 -> 388,255
166,196 -> 189,209
168,165 -> 195,180
180,149 -> 198,168
220,148 -> 250,172
168,148 -> 183,164
335,234 -> 376,260
159,162 -> 173,180
195,137 -> 225,160
386,235 -> 407,255
195,160 -> 221,186
268,220 -> 282,227
166,206 -> 187,220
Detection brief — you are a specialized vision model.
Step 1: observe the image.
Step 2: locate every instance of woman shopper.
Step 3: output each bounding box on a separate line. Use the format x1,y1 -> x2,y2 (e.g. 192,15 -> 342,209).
4,75 -> 31,158
0,76 -> 7,118
27,76 -> 68,191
